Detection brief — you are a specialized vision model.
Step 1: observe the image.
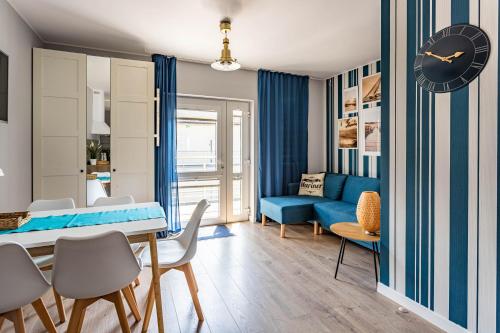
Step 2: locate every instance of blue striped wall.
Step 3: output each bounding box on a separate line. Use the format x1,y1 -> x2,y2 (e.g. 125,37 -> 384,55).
325,61 -> 381,178
381,0 -> 499,331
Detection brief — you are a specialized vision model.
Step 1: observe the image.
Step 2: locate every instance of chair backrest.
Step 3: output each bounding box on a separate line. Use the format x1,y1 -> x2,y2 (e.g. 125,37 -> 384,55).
0,242 -> 51,313
93,195 -> 135,207
87,179 -> 108,206
28,198 -> 76,212
53,231 -> 141,299
177,199 -> 210,263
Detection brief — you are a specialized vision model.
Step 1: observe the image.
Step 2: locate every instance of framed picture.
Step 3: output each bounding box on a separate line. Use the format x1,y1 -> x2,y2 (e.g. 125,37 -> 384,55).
360,107 -> 381,156
338,117 -> 358,149
362,73 -> 381,104
343,86 -> 358,114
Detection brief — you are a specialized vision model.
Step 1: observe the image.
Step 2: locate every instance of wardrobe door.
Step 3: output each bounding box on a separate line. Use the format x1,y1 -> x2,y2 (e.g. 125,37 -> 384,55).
33,48 -> 87,207
110,58 -> 155,202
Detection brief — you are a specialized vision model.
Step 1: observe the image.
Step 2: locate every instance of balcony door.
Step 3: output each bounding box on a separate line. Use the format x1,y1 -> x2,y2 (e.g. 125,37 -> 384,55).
177,97 -> 250,225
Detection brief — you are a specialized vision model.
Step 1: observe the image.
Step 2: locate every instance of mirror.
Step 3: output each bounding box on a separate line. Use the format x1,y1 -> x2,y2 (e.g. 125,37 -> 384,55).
86,56 -> 111,206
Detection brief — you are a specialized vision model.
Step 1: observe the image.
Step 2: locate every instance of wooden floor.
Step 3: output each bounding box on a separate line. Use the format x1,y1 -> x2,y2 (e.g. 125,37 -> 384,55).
1,222 -> 442,333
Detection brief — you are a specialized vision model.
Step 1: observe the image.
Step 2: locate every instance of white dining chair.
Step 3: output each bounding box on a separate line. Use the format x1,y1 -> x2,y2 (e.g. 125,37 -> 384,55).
27,197 -> 76,323
0,242 -> 57,333
53,231 -> 142,333
93,195 -> 135,207
92,195 -> 143,287
28,198 -> 76,212
140,199 -> 210,332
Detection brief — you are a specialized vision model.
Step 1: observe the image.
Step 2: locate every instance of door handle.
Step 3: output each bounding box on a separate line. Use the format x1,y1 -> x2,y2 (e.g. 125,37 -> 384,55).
154,88 -> 160,147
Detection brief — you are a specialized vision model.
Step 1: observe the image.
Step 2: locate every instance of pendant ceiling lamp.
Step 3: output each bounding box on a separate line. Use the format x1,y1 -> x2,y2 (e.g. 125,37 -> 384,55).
211,18 -> 240,71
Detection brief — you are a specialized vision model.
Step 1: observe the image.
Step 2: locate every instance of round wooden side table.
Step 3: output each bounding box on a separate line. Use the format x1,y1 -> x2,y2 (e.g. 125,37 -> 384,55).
330,222 -> 380,284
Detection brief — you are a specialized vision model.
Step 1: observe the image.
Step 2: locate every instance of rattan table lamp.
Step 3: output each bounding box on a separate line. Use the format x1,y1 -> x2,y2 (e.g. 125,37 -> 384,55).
356,191 -> 380,235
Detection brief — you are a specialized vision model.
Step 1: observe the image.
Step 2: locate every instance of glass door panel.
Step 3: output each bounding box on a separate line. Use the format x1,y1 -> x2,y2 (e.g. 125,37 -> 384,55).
177,97 -> 226,226
226,101 -> 250,222
177,97 -> 250,225
177,109 -> 218,173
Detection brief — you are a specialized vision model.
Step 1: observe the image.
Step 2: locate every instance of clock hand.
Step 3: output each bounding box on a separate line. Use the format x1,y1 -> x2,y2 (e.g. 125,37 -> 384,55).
424,51 -> 452,63
444,51 -> 464,61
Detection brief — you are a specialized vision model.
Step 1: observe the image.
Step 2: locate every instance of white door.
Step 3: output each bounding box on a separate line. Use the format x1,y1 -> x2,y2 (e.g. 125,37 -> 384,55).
177,97 -> 250,225
33,48 -> 87,207
110,58 -> 155,202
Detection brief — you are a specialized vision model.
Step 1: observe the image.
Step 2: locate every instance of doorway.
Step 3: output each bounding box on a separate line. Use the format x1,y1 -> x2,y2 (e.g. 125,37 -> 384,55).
176,97 -> 250,225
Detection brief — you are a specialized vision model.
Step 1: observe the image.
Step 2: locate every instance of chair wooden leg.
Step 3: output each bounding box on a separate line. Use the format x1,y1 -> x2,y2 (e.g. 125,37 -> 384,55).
76,306 -> 87,333
2,309 -> 25,333
110,291 -> 131,333
280,224 -> 286,238
122,286 -> 141,322
128,284 -> 137,302
67,298 -> 97,333
261,214 -> 267,226
134,277 -> 141,287
313,222 -> 319,235
67,299 -> 87,333
11,309 -> 25,333
141,284 -> 155,333
0,316 -> 4,330
187,263 -> 199,292
53,288 -> 66,323
182,263 -> 204,321
318,226 -> 324,235
31,298 -> 57,333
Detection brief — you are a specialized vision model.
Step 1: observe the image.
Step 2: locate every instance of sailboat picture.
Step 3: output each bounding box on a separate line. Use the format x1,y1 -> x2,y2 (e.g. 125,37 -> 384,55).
362,73 -> 381,103
343,86 -> 358,114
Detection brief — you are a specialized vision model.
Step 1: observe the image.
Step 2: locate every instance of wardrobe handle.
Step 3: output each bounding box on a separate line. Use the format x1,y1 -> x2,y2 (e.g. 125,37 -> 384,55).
80,169 -> 84,173
154,88 -> 160,147
113,169 -> 116,172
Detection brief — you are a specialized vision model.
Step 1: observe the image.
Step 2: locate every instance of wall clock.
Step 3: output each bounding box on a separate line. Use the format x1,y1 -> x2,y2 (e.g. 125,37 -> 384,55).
413,24 -> 490,93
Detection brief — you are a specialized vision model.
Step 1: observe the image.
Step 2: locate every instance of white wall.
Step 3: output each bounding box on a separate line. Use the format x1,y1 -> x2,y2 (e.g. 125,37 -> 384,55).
0,2 -> 41,211
308,78 -> 326,173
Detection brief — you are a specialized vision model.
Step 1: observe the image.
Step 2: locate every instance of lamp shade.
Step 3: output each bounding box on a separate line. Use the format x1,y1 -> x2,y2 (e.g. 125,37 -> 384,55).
0,168 -> 4,176
356,191 -> 380,234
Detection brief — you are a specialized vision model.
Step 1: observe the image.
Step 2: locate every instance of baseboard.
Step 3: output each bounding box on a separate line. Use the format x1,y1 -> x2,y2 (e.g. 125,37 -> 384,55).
377,283 -> 468,333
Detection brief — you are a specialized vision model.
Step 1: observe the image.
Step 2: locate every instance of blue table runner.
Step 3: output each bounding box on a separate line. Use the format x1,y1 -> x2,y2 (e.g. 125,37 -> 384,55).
0,206 -> 166,235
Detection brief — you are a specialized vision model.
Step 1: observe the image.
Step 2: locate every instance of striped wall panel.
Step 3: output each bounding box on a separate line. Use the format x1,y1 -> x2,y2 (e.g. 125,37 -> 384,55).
325,60 -> 381,178
381,0 -> 499,331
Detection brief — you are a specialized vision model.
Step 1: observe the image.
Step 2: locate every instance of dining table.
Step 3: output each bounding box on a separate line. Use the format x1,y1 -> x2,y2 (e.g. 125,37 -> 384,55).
0,202 -> 168,333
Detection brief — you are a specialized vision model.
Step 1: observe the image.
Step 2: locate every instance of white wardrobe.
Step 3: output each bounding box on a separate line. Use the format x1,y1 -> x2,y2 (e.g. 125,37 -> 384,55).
33,48 -> 155,207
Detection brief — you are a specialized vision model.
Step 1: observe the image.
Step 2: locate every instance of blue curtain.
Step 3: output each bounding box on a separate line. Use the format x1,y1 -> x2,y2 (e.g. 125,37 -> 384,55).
152,54 -> 181,237
256,69 -> 309,220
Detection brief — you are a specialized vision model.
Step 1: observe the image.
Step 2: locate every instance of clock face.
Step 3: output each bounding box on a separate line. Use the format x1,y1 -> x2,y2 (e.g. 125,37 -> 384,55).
414,24 -> 490,93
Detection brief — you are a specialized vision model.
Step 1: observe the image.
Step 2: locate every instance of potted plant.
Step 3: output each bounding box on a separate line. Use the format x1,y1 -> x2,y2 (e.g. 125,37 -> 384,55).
87,140 -> 102,166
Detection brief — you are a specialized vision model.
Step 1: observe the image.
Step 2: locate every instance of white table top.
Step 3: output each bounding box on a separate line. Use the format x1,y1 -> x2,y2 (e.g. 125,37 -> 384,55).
0,202 -> 167,249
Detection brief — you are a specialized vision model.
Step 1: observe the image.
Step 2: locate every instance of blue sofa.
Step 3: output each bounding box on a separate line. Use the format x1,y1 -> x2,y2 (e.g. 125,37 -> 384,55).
260,173 -> 380,243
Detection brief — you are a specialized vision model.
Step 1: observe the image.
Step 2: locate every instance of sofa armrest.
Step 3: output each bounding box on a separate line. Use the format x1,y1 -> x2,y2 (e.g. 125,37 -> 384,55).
287,182 -> 300,195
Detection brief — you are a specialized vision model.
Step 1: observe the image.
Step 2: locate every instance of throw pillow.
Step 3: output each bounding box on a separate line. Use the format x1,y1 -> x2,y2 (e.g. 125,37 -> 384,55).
298,173 -> 325,197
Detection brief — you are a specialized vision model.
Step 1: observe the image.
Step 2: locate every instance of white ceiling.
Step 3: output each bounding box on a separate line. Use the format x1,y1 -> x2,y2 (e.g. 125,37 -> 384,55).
9,0 -> 381,79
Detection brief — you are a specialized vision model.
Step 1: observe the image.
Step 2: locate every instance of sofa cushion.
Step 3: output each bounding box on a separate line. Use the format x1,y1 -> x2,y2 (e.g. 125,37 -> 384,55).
314,201 -> 358,227
324,173 -> 348,200
341,176 -> 380,205
298,173 -> 325,197
260,195 -> 331,224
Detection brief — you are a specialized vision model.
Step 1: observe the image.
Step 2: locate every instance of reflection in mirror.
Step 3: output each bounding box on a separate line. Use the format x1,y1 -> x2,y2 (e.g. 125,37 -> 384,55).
86,56 -> 111,206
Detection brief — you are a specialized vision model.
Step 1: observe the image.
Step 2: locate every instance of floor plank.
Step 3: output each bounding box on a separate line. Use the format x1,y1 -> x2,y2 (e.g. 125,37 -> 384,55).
0,222 -> 442,333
